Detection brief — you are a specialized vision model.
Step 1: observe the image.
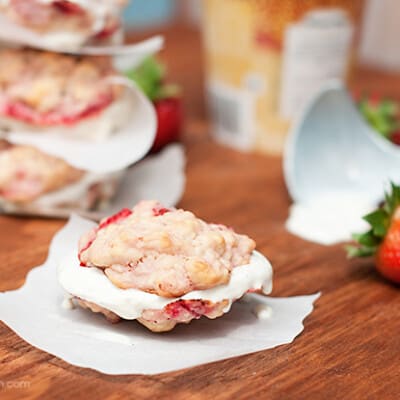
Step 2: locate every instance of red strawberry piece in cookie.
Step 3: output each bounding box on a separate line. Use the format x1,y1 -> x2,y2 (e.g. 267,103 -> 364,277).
152,207 -> 171,216
165,300 -> 213,320
53,1 -> 84,14
99,208 -> 133,230
79,208 -> 133,266
94,20 -> 120,39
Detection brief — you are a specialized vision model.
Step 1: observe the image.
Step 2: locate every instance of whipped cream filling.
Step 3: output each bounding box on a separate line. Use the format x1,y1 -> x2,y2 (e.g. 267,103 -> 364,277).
62,295 -> 75,310
58,251 -> 273,320
253,304 -> 273,320
286,192 -> 377,245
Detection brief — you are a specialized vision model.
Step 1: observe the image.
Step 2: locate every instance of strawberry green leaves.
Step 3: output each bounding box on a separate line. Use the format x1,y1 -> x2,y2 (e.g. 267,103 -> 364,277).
125,57 -> 165,101
347,183 -> 400,258
125,57 -> 181,102
358,96 -> 399,140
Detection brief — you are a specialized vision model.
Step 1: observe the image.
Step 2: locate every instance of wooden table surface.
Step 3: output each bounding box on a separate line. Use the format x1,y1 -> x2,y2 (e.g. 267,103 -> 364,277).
1,25 -> 400,400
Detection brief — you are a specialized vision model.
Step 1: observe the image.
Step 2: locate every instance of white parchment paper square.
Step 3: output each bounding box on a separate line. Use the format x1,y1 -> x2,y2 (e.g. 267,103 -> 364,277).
0,212 -> 319,375
0,14 -> 164,60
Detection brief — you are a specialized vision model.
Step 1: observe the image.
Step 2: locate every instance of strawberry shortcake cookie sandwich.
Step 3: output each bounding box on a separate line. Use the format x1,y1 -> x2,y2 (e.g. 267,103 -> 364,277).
58,201 -> 273,332
0,0 -> 127,48
0,140 -> 122,213
0,48 -> 132,139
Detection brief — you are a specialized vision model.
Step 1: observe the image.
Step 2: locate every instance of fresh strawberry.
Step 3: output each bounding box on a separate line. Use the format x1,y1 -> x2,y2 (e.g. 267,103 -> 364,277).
347,183 -> 400,284
98,208 -> 132,230
391,131 -> 400,146
125,57 -> 183,152
376,219 -> 400,283
152,97 -> 182,152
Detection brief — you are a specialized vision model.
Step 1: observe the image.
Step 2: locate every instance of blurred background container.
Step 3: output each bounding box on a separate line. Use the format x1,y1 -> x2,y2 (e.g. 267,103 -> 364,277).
123,0 -> 201,30
124,0 -> 400,152
202,0 -> 364,154
123,0 -> 176,29
359,0 -> 400,72
123,0 -> 400,73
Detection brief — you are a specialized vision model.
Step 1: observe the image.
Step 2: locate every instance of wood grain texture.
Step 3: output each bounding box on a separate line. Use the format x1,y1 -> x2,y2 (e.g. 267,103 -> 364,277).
1,25 -> 400,400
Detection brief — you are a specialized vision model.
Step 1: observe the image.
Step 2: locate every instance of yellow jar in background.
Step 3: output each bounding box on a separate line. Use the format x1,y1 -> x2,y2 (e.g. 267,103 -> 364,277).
203,0 -> 364,154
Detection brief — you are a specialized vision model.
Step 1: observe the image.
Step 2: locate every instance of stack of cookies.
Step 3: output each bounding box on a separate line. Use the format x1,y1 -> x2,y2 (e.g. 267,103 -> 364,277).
0,1 -> 161,216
